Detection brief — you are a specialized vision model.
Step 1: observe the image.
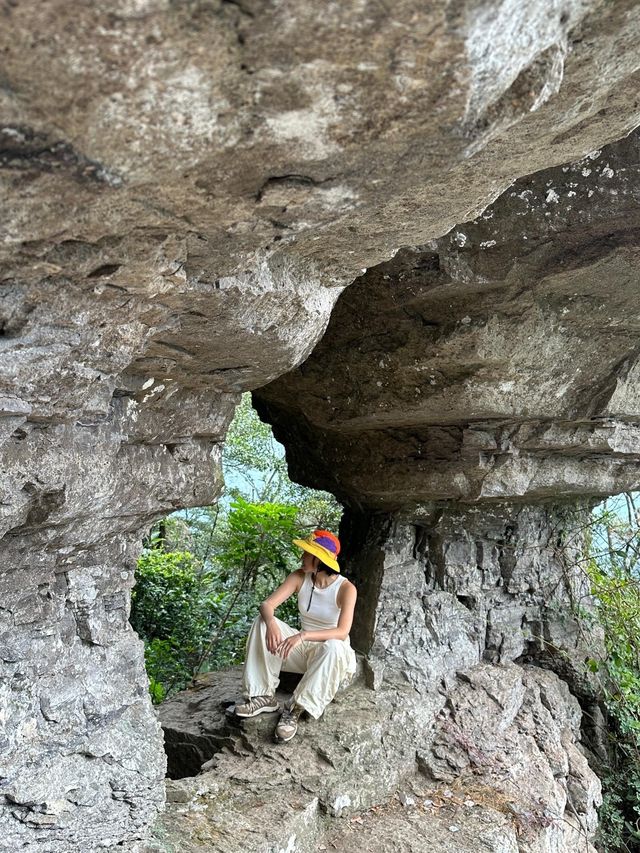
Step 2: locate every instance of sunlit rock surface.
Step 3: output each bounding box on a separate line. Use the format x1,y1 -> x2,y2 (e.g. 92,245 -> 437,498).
2,0 -> 640,849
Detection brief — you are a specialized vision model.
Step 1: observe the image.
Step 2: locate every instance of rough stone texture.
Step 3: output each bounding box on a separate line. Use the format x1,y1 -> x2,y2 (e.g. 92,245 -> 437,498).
0,394 -> 230,851
340,503 -> 601,700
5,0 -> 640,292
254,130 -> 640,510
146,660 -> 599,853
147,505 -> 602,852
0,532 -> 166,852
3,1 -> 640,849
420,663 -> 601,853
158,665 -> 363,780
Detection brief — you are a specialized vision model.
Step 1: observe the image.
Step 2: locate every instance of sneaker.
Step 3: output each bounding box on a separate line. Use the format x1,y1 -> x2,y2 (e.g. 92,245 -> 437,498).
235,695 -> 279,718
275,702 -> 304,742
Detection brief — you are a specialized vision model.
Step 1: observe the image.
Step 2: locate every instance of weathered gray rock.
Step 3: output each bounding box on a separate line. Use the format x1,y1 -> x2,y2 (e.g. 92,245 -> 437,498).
4,0 -> 640,296
423,663 -> 601,853
0,530 -> 167,852
341,502 -> 601,699
254,130 -> 640,509
2,1 -> 640,849
147,659 -> 599,853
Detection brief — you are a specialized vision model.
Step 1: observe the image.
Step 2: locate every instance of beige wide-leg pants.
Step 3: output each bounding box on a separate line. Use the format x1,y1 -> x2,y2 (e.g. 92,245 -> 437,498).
241,616 -> 357,719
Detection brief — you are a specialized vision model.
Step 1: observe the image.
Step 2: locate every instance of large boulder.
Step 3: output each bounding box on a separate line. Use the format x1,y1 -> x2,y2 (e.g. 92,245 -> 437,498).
148,661 -> 600,853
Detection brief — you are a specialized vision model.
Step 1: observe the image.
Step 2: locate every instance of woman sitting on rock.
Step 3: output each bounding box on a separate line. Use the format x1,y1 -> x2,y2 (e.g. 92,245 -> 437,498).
235,529 -> 357,742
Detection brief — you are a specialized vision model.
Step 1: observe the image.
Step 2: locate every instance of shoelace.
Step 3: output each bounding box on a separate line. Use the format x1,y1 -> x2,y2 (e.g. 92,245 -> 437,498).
250,696 -> 272,711
281,706 -> 299,723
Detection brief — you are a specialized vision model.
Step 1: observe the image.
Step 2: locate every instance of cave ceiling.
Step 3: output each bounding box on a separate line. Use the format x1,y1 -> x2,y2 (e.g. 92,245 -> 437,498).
4,0 -> 640,433
255,130 -> 640,513
2,1 -> 640,531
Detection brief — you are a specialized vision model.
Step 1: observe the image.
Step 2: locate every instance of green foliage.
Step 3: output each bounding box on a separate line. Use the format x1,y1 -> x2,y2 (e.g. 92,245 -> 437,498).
131,393 -> 342,704
223,394 -> 290,502
581,495 -> 640,852
131,540 -> 294,703
132,550 -> 205,641
598,788 -> 627,852
217,496 -> 302,627
223,395 -> 342,532
131,550 -> 217,698
187,498 -> 303,679
218,497 -> 299,579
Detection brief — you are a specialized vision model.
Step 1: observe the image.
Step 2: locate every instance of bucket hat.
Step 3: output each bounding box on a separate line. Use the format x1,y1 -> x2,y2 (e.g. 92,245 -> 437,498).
292,529 -> 341,572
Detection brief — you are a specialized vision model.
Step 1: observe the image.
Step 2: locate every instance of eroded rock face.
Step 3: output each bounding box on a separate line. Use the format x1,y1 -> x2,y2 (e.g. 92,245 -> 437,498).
4,0 -> 640,290
340,502 -> 598,699
149,661 -> 600,853
254,130 -> 640,510
2,1 -> 640,850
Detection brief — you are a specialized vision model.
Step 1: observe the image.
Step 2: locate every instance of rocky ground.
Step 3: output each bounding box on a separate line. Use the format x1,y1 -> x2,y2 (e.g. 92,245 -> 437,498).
145,660 -> 600,853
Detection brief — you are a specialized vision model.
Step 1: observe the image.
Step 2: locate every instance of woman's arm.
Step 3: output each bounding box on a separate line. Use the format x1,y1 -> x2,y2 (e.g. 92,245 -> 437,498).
277,581 -> 357,657
259,570 -> 303,653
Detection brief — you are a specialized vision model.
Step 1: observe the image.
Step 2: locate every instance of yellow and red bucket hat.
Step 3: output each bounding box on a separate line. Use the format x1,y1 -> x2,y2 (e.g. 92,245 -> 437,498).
292,529 -> 341,572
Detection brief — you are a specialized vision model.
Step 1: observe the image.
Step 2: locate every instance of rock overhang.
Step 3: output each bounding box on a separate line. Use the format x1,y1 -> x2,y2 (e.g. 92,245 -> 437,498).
3,1 -> 640,850
5,0 -> 640,303
254,131 -> 640,511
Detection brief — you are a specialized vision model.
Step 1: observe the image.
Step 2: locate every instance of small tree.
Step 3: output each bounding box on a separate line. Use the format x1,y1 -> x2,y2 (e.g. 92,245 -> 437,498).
189,497 -> 302,681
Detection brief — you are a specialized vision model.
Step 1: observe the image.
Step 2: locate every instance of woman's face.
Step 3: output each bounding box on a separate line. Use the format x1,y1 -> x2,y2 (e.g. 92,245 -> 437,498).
300,551 -> 319,573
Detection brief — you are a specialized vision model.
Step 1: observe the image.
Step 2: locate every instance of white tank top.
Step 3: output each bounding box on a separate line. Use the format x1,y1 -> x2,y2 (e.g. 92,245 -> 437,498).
297,572 -> 348,632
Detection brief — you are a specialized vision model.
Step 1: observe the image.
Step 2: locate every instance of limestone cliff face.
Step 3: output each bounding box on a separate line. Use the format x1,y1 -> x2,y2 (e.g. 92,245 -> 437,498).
2,1 -> 640,850
340,503 -> 595,691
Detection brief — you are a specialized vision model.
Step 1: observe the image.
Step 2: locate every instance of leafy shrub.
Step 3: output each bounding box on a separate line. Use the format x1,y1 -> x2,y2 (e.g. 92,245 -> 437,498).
131,550 -> 218,698
582,496 -> 640,852
217,497 -> 300,582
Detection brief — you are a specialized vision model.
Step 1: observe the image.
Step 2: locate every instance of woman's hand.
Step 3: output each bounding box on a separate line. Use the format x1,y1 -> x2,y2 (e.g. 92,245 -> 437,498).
265,622 -> 283,654
276,632 -> 305,659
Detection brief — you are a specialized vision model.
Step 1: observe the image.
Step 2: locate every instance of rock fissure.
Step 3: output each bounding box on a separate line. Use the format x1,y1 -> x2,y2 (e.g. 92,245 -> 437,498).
0,126 -> 123,187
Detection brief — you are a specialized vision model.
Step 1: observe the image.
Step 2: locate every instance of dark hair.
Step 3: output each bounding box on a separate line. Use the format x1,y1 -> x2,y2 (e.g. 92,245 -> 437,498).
309,555 -> 340,575
316,562 -> 340,575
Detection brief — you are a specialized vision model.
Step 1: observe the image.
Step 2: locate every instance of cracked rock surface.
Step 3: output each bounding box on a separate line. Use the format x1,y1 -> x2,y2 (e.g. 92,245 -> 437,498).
2,1 -> 640,849
146,660 -> 599,853
340,503 -> 599,696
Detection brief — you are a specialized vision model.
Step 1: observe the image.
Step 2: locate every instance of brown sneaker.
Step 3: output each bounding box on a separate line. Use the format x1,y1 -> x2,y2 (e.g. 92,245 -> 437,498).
275,702 -> 304,742
235,695 -> 279,718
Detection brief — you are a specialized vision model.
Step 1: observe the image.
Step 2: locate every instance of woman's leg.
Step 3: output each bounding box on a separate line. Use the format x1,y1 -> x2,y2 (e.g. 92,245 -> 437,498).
240,615 -> 303,698
292,639 -> 356,719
